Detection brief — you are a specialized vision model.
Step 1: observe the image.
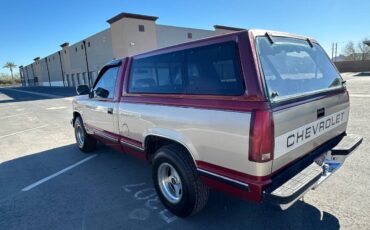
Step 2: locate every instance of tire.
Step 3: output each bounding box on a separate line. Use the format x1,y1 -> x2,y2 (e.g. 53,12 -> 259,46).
152,144 -> 209,217
74,116 -> 96,152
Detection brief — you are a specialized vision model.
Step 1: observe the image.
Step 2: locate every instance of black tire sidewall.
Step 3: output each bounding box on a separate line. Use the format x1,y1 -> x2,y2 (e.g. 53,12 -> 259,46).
152,149 -> 197,217
74,117 -> 86,149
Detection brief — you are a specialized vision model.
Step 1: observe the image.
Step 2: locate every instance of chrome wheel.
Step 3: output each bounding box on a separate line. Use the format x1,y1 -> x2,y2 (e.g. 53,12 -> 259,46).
157,162 -> 183,204
75,123 -> 85,148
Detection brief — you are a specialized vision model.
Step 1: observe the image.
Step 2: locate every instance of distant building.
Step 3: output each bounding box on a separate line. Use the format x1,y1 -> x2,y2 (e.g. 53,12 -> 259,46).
20,12 -> 243,87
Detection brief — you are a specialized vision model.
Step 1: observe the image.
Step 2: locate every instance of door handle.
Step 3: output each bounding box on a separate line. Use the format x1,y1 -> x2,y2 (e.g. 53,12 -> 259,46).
107,108 -> 113,114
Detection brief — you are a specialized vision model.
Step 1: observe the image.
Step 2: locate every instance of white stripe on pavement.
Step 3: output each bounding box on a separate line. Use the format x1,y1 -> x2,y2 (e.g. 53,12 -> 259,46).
46,106 -> 67,110
0,113 -> 29,119
21,154 -> 98,192
0,125 -> 48,139
349,94 -> 370,98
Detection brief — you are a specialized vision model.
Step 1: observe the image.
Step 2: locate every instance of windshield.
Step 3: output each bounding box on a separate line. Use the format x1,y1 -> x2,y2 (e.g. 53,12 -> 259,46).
255,36 -> 343,102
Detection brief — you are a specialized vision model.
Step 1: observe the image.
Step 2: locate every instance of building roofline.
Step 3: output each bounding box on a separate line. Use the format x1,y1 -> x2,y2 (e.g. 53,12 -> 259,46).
156,24 -> 214,32
33,57 -> 40,61
213,25 -> 245,31
60,42 -> 69,48
107,12 -> 158,24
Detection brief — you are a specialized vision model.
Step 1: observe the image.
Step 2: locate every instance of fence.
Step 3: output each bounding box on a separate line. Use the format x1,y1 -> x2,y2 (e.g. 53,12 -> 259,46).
334,60 -> 370,73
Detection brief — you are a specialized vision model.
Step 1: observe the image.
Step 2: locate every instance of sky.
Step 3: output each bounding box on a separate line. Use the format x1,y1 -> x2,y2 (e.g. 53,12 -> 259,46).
0,0 -> 369,74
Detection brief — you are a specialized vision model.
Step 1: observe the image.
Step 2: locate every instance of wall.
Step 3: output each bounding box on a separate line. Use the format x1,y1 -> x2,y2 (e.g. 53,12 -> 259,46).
84,28 -> 113,81
45,52 -> 64,86
38,59 -> 50,86
68,42 -> 87,74
156,25 -> 218,48
334,60 -> 370,72
33,61 -> 42,85
23,65 -> 34,85
110,17 -> 157,58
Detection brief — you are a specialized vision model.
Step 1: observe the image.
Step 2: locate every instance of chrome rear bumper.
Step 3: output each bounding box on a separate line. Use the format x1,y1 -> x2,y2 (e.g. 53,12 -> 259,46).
264,133 -> 362,210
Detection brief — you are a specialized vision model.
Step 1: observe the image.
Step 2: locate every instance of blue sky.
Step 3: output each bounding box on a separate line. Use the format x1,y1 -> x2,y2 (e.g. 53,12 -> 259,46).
1,0 -> 369,74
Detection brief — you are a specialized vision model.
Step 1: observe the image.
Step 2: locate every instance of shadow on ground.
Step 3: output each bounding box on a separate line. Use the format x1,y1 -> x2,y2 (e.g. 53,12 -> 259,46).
354,72 -> 370,77
0,143 -> 340,230
0,86 -> 76,104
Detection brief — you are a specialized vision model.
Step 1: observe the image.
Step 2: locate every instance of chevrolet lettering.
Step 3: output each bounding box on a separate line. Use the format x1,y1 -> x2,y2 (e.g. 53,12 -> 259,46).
71,29 -> 362,217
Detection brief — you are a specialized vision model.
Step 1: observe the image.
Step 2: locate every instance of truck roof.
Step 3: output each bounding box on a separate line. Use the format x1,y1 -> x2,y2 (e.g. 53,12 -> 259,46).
112,29 -> 317,62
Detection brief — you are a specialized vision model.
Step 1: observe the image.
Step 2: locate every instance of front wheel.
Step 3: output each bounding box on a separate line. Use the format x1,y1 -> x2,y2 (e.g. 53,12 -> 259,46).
74,116 -> 96,152
152,144 -> 209,217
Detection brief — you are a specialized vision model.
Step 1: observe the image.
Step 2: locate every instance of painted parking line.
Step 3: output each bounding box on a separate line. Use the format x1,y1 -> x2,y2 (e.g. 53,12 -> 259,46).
21,154 -> 98,192
350,94 -> 370,98
0,113 -> 29,119
0,124 -> 48,139
46,106 -> 67,110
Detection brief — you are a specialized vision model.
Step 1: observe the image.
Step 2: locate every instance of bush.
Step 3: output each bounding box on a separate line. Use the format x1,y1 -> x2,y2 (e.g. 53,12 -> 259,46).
0,73 -> 21,85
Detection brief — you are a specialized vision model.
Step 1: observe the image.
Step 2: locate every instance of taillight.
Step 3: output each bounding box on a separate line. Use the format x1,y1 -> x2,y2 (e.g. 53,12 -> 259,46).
249,110 -> 274,162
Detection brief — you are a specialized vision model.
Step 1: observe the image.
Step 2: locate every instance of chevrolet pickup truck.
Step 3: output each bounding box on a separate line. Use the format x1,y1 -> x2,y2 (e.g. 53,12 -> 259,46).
71,29 -> 362,217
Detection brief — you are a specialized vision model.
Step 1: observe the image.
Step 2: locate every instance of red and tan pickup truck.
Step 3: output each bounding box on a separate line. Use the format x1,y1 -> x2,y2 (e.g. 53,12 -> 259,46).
71,29 -> 362,217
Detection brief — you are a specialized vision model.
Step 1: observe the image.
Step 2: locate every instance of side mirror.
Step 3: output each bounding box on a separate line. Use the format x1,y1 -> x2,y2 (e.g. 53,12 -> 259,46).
76,84 -> 90,95
95,87 -> 109,98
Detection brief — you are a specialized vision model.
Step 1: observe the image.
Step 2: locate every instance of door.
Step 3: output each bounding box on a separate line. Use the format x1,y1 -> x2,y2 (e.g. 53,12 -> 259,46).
83,66 -> 120,140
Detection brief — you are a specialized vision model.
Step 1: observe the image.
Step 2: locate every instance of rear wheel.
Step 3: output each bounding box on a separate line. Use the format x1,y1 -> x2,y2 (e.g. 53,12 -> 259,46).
74,116 -> 96,152
152,144 -> 209,217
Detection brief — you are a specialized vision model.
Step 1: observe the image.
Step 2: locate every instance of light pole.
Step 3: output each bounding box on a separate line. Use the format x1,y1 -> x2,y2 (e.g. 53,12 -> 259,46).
82,40 -> 91,87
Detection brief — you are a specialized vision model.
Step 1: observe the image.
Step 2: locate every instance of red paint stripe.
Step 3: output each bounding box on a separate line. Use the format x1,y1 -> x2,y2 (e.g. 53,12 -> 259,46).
84,123 -> 146,160
200,176 -> 255,201
85,124 -> 142,146
121,146 -> 147,161
196,160 -> 271,184
120,135 -> 143,149
85,124 -> 119,140
197,161 -> 271,202
121,95 -> 268,112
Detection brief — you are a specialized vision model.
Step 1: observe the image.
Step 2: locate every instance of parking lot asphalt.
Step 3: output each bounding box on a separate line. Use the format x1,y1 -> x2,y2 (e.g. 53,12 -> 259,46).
0,78 -> 369,230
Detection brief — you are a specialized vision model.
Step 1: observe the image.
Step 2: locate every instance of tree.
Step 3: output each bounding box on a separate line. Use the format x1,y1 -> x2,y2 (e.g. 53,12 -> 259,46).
3,62 -> 17,79
357,38 -> 370,61
343,41 -> 358,61
342,38 -> 370,61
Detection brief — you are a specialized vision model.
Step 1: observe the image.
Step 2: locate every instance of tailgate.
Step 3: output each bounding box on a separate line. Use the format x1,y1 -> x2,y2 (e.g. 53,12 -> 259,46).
272,92 -> 349,172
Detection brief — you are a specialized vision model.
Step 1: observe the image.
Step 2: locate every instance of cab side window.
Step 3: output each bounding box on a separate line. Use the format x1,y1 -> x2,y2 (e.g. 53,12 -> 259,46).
128,41 -> 244,96
93,67 -> 119,99
128,51 -> 185,94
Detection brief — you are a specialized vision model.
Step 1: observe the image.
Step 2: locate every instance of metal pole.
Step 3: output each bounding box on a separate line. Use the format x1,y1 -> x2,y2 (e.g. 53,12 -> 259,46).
25,66 -> 30,86
31,64 -> 36,86
82,40 -> 91,87
45,58 -> 51,86
335,43 -> 338,62
19,67 -> 24,86
331,42 -> 334,61
58,51 -> 65,87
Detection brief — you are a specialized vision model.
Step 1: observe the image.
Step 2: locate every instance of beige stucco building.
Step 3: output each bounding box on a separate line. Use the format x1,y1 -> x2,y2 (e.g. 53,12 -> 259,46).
19,12 -> 243,87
